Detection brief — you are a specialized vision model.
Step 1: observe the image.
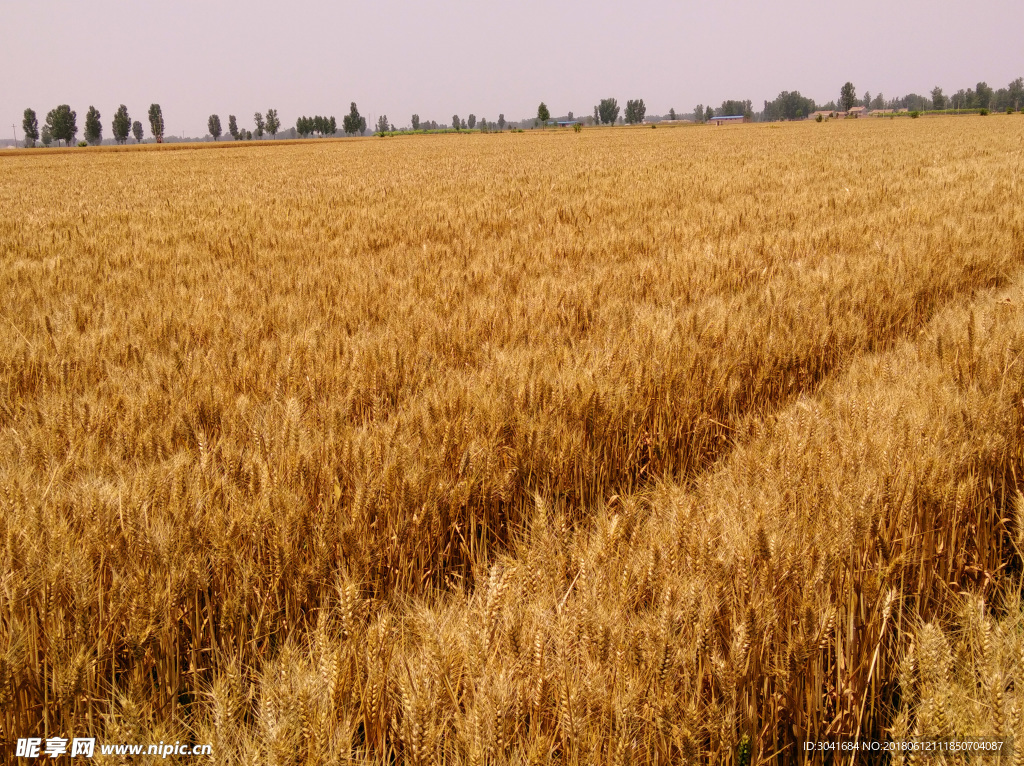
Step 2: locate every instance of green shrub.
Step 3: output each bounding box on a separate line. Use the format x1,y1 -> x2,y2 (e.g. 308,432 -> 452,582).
979,108 -> 989,116
77,140 -> 88,147
573,123 -> 583,133
816,114 -> 823,123
1007,107 -> 1014,115
910,111 -> 920,119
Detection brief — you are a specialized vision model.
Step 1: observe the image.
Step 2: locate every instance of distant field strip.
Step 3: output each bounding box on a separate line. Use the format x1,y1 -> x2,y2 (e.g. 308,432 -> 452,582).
1,118 -> 1023,762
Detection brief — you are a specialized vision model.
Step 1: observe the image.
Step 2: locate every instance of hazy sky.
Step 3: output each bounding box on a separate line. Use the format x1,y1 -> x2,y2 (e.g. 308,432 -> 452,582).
2,0 -> 1022,138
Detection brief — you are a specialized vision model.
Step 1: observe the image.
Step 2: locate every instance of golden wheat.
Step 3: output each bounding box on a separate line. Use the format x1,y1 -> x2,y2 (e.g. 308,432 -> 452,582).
1,116 -> 1023,763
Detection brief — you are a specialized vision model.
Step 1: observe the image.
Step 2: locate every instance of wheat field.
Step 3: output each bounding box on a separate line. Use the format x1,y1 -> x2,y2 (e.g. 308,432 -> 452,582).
2,117 -> 1024,763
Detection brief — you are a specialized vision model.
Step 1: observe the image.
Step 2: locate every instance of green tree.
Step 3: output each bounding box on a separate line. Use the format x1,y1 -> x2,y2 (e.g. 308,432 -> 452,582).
22,108 -> 39,147
1004,78 -> 1022,109
84,106 -> 103,144
208,115 -> 222,140
228,115 -> 239,140
467,114 -> 476,129
762,91 -> 816,121
132,120 -> 144,143
694,104 -> 704,123
991,87 -> 1010,112
976,82 -> 993,110
871,93 -> 885,110
146,104 -> 164,142
265,109 -> 280,138
624,99 -> 646,124
1008,78 -> 1024,111
41,125 -> 52,147
931,87 -> 946,110
112,104 -> 131,144
452,114 -> 460,131
84,106 -> 102,145
705,105 -> 714,122
328,116 -> 337,135
598,98 -> 619,125
343,102 -> 366,135
148,104 -> 164,142
593,105 -> 600,124
718,100 -> 753,118
498,114 -> 505,130
376,114 -> 390,134
668,108 -> 676,121
411,114 -> 420,130
840,82 -> 857,112
254,112 -> 265,139
246,130 -> 252,140
897,93 -> 932,112
863,91 -> 872,109
45,105 -> 77,146
537,102 -> 550,123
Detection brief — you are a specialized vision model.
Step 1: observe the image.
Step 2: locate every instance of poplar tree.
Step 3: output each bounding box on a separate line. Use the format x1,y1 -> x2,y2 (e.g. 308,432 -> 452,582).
343,103 -> 366,135
112,105 -> 131,144
22,108 -> 39,147
45,105 -> 77,146
148,104 -> 164,142
265,109 -> 280,138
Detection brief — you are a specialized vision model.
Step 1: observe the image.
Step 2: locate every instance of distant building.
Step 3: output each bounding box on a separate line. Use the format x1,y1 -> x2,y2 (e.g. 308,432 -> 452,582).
707,115 -> 747,126
848,106 -> 868,117
556,120 -> 580,127
870,109 -> 895,116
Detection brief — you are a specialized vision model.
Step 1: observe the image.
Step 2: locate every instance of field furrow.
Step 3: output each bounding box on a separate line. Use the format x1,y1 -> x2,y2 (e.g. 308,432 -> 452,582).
231,265 -> 1024,764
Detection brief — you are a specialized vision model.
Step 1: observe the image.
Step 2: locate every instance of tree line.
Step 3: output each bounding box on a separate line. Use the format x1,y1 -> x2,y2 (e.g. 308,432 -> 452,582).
826,80 -> 1024,115
794,77 -> 1023,120
547,76 -> 1021,127
22,104 -> 164,147
207,110 -> 281,141
18,74 -> 1023,148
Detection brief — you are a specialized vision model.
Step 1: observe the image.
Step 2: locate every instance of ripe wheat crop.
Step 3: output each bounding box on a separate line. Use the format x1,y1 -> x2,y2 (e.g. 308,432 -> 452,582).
1,117 -> 1023,763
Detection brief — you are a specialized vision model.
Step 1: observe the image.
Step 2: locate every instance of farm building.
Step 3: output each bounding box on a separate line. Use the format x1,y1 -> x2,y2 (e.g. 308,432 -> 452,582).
556,120 -> 580,127
848,106 -> 868,117
707,115 -> 747,126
